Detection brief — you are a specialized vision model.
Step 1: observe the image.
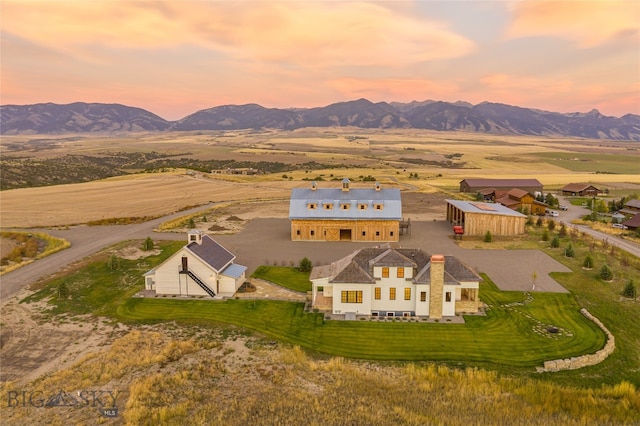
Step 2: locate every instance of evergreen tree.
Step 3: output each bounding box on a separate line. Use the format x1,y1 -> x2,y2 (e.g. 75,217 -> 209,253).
550,235 -> 560,248
599,264 -> 613,281
484,231 -> 492,243
583,254 -> 593,269
299,257 -> 312,272
622,280 -> 636,298
564,243 -> 574,258
142,237 -> 154,251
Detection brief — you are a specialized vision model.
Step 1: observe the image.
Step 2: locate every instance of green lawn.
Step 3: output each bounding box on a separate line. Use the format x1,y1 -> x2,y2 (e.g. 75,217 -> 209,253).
22,232 -> 639,386
116,276 -> 605,367
251,265 -> 311,292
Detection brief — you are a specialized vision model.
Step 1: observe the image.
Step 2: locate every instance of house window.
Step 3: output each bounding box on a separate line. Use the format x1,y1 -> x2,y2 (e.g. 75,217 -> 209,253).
445,292 -> 452,302
420,291 -> 427,302
389,288 -> 396,300
310,230 -> 315,236
374,287 -> 381,300
404,288 -> 411,300
341,290 -> 363,303
397,267 -> 404,278
296,230 -> 300,236
375,231 -> 380,236
403,312 -> 411,317
358,204 -> 367,210
382,267 -> 389,278
387,312 -> 394,317
390,231 -> 394,237
317,286 -> 324,292
308,203 -> 317,210
362,231 -> 366,236
372,312 -> 379,317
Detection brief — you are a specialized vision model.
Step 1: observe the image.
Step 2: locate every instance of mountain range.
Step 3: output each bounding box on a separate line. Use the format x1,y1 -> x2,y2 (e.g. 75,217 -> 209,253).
2,99 -> 639,140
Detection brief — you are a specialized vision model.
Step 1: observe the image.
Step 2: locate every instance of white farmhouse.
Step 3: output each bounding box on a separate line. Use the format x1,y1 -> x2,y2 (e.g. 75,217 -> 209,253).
310,247 -> 480,319
144,230 -> 247,298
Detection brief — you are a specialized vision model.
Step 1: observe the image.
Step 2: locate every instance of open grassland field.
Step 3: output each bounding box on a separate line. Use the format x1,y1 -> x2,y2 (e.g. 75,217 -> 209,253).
1,331 -> 637,426
1,129 -> 639,227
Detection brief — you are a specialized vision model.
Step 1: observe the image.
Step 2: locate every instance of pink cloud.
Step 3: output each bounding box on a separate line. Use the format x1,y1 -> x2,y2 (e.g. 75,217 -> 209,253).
507,0 -> 639,47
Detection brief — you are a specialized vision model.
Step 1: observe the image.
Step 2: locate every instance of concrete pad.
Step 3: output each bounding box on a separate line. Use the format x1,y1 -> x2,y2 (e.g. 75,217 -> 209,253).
214,218 -> 570,294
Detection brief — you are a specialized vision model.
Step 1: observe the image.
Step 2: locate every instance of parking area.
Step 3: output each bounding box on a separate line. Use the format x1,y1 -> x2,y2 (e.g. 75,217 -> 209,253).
214,218 -> 570,293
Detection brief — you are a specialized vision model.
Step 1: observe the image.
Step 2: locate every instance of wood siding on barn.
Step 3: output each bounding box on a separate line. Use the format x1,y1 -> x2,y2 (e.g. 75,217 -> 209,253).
291,219 -> 400,242
446,202 -> 526,236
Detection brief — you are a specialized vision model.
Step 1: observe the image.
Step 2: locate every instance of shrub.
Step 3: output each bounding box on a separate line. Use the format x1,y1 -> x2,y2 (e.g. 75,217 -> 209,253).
536,217 -> 543,227
299,257 -> 312,272
558,223 -> 567,237
541,230 -> 549,242
142,237 -> 154,251
526,216 -> 534,226
622,280 -> 637,298
583,254 -> 593,269
599,264 -> 613,281
188,218 -> 196,228
484,231 -> 492,243
550,235 -> 560,248
564,243 -> 574,258
547,220 -> 556,231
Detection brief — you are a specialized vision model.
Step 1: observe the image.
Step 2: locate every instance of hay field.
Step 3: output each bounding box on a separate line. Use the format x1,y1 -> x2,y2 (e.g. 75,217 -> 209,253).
0,173 -> 297,228
1,129 -> 638,227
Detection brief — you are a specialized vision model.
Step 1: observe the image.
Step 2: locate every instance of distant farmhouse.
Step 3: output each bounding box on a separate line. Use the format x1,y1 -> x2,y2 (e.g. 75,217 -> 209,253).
619,199 -> 640,217
446,199 -> 527,236
310,248 -> 480,319
560,183 -> 600,197
460,178 -> 543,195
144,230 -> 246,298
289,179 -> 403,242
492,188 -> 547,216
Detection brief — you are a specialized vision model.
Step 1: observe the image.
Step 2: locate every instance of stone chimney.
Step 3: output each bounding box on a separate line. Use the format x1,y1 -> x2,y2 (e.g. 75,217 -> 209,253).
429,255 -> 445,319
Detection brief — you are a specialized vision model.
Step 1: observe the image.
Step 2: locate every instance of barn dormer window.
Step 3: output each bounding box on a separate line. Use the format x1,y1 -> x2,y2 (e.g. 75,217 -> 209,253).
374,203 -> 383,210
323,203 -> 333,210
340,203 -> 350,210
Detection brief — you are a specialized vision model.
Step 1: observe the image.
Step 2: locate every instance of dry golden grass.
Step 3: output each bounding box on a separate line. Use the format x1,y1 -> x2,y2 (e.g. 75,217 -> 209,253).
2,330 -> 637,426
2,129 -> 638,228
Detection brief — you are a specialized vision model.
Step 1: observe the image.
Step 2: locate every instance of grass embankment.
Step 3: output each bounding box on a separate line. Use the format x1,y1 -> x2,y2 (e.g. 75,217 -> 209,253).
2,331 -> 638,426
0,231 -> 70,275
251,265 -> 311,292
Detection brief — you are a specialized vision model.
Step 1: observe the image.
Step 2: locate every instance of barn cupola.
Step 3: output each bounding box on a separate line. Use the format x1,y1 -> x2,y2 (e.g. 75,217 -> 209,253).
374,182 -> 381,191
311,181 -> 317,191
342,178 -> 350,192
188,229 -> 203,245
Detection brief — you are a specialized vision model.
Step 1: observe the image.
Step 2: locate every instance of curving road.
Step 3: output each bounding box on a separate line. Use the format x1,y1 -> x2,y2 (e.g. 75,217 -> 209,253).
0,204 -> 214,302
554,196 -> 640,259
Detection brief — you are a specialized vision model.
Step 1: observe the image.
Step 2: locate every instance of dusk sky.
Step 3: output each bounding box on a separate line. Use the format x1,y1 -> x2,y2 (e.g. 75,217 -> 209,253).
1,0 -> 638,120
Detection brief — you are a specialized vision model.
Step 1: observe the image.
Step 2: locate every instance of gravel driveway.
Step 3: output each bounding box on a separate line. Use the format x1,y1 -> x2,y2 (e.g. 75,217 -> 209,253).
214,218 -> 570,293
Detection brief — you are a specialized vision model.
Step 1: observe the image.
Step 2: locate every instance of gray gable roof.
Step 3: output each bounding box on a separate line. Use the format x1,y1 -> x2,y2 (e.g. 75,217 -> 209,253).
414,256 -> 481,284
186,235 -> 235,272
318,247 -> 479,285
289,187 -> 402,220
